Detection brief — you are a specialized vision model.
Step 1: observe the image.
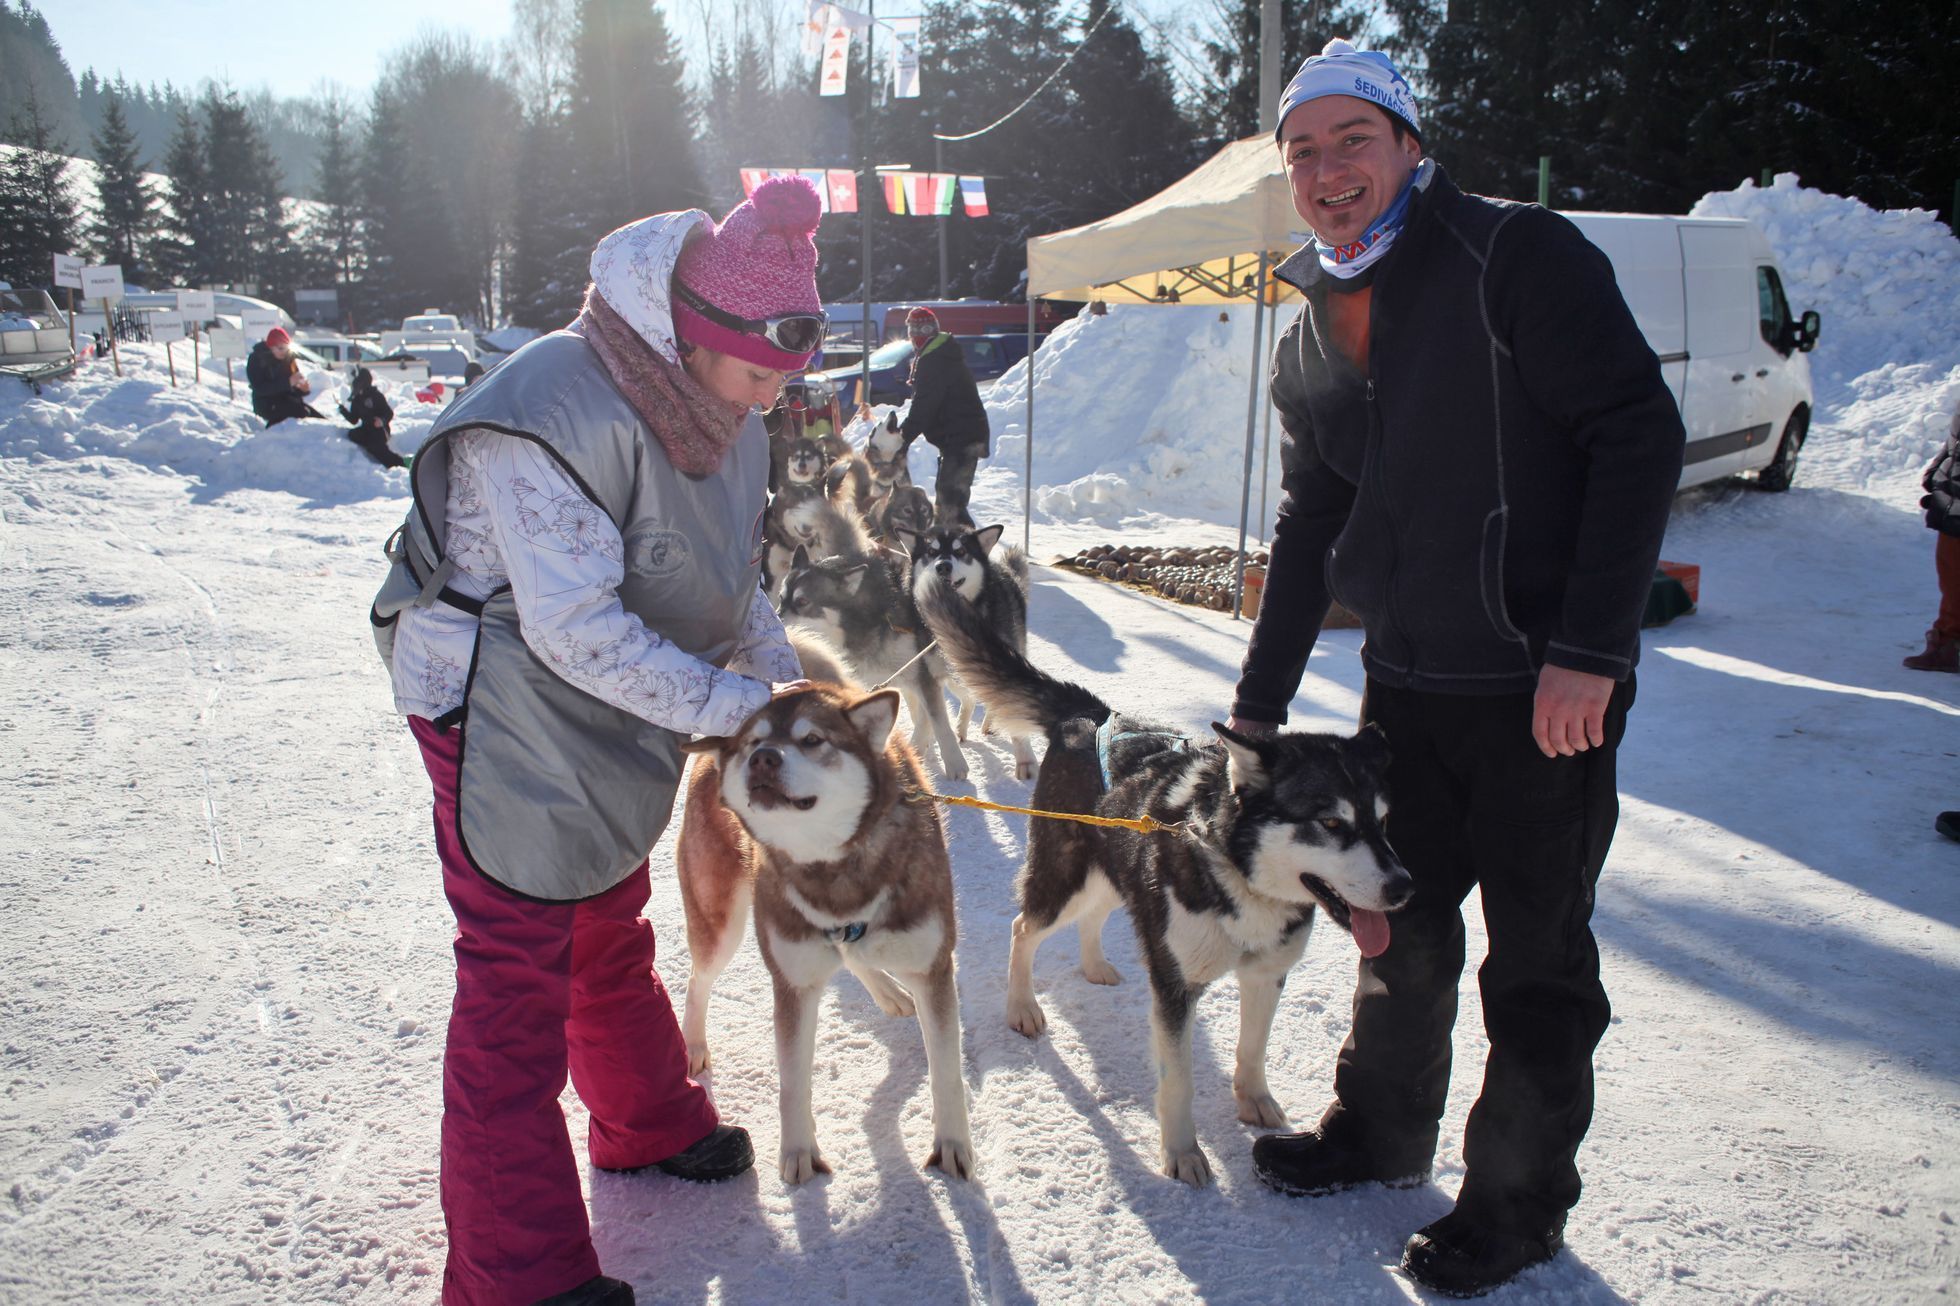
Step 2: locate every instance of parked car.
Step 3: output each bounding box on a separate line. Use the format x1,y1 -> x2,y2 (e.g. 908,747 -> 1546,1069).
1564,212 -> 1820,491
294,333 -> 398,372
378,310 -> 477,361
801,332 -> 1040,409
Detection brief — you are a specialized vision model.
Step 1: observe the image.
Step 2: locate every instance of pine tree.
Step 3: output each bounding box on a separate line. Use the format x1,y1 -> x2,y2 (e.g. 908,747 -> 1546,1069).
567,0 -> 705,239
86,91 -> 156,283
0,84 -> 79,288
154,103 -> 207,285
200,86 -> 290,291
505,107 -> 586,328
306,102 -> 362,322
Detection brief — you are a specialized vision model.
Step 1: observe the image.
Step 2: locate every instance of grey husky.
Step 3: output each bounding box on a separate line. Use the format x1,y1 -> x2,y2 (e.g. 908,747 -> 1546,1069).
779,544 -> 969,780
907,522 -> 1037,780
920,587 -> 1414,1187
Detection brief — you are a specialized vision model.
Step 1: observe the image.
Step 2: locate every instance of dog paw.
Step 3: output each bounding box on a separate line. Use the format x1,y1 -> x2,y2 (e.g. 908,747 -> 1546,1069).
1163,1146 -> 1214,1188
1080,959 -> 1122,986
864,976 -> 916,1018
938,750 -> 969,781
1013,759 -> 1035,782
780,1146 -> 832,1185
686,1043 -> 712,1076
926,1136 -> 975,1180
1005,996 -> 1047,1038
1234,1091 -> 1288,1129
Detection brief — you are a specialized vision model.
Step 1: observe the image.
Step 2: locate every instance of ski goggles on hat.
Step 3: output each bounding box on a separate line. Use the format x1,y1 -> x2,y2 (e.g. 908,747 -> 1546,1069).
673,280 -> 827,356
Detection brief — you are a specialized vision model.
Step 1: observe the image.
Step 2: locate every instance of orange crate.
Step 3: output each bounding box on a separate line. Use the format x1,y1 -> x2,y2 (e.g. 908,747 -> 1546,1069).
1658,559 -> 1699,606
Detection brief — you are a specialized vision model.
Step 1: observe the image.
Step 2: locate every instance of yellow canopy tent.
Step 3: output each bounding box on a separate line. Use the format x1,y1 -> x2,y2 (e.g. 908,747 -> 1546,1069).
1017,136 -> 1306,613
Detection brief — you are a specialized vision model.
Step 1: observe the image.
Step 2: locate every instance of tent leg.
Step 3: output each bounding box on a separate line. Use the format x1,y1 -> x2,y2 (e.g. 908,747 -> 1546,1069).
1255,297 -> 1277,541
1231,254 -> 1271,621
1024,291 -> 1035,555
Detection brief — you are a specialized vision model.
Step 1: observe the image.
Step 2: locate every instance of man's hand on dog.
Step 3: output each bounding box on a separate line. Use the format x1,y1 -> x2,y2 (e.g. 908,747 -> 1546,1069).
1224,716 -> 1278,739
1533,664 -> 1613,758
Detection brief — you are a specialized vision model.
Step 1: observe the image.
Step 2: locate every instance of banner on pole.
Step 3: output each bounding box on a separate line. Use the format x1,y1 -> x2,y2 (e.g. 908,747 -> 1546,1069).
149,311 -> 187,343
801,1 -> 832,56
959,175 -> 990,217
881,173 -> 907,214
204,327 -> 247,360
819,24 -> 851,97
175,289 -> 215,321
824,3 -> 874,32
825,170 -> 858,213
52,253 -> 82,290
80,265 -> 124,303
890,16 -> 922,98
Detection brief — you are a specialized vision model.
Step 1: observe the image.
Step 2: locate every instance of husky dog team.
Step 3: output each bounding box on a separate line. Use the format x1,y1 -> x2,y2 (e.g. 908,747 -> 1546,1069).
380,33 -> 1682,1306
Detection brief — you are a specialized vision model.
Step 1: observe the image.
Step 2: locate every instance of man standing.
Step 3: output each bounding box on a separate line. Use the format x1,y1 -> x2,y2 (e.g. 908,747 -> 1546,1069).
1227,39 -> 1684,1296
896,306 -> 989,525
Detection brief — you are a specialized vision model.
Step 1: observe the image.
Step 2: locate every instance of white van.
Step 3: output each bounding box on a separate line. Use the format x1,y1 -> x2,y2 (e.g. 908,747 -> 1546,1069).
1562,213 -> 1821,491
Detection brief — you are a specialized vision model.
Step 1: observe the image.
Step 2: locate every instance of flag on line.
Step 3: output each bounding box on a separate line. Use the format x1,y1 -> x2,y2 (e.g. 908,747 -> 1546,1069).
882,173 -> 908,215
959,175 -> 989,217
826,170 -> 858,214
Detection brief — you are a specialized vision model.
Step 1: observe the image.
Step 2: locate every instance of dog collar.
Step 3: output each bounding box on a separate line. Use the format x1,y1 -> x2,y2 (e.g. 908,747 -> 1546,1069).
824,922 -> 868,945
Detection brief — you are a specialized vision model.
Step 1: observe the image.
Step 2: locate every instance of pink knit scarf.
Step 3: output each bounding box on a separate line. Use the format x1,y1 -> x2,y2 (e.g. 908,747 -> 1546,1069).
572,286 -> 749,476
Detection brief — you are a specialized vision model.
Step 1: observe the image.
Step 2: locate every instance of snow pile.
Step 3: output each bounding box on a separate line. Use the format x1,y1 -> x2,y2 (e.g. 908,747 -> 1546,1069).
1692,173 -> 1960,497
0,343 -> 435,504
981,303 -> 1282,528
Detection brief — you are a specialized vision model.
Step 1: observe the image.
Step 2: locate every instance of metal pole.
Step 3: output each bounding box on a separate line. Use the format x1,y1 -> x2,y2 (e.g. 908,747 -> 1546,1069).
1537,155 -> 1551,206
1023,290 -> 1035,554
1259,0 -> 1282,134
1255,294 -> 1277,539
859,0 -> 877,409
936,134 -> 949,300
1231,253 -> 1270,620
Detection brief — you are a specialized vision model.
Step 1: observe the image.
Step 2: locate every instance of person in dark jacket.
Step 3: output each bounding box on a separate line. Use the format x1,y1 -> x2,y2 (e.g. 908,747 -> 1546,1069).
1904,405 -> 1960,673
1226,39 -> 1685,1297
244,327 -> 323,427
896,306 -> 989,525
336,367 -> 406,468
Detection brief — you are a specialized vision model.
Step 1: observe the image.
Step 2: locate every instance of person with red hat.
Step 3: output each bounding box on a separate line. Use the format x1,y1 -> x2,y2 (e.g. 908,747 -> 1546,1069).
371,176 -> 828,1306
244,325 -> 323,427
894,305 -> 990,525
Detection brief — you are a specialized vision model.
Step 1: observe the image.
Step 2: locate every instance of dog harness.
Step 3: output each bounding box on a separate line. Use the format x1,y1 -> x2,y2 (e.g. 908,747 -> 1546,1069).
1094,714 -> 1191,792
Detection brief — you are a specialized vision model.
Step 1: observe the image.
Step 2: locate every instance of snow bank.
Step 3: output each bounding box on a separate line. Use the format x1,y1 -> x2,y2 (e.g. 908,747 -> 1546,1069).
0,342 -> 439,504
982,304 -> 1283,529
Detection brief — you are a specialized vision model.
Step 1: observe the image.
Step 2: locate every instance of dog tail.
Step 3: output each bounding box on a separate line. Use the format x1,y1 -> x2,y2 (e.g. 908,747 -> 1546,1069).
993,543 -> 1030,596
919,585 -> 1107,738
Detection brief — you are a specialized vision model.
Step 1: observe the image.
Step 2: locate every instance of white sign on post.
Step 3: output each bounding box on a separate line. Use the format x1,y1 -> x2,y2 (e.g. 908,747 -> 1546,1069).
175,290 -> 215,321
80,265 -> 125,303
149,312 -> 187,343
52,254 -> 83,290
203,327 -> 247,360
239,308 -> 281,340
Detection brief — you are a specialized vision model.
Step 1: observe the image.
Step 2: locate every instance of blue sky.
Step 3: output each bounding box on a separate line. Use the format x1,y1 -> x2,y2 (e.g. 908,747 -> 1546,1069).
42,0 -> 1205,103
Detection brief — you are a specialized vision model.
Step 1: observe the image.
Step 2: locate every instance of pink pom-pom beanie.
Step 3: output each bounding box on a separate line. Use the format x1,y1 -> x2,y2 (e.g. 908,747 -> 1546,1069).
671,175 -> 824,371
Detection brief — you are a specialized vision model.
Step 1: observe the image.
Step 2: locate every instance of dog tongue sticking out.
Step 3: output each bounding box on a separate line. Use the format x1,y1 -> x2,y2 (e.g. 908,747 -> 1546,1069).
1349,909 -> 1391,959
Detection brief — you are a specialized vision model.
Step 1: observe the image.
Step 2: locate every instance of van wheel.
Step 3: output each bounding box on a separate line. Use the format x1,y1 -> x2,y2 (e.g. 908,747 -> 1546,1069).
1755,410 -> 1808,492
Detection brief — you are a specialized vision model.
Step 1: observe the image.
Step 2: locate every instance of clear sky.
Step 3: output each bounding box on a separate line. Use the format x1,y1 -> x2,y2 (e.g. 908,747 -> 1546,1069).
40,0 -> 1205,102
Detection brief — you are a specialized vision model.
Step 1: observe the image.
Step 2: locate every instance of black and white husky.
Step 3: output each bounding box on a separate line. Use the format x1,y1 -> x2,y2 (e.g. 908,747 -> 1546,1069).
779,544 -> 969,780
920,588 -> 1414,1187
907,522 -> 1038,780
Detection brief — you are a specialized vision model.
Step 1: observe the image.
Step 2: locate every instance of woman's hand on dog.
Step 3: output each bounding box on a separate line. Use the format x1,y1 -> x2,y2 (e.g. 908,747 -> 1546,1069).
772,679 -> 814,698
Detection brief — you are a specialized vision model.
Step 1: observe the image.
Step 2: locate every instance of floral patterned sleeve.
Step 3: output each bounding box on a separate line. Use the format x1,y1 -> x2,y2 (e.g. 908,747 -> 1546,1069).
466,431 -> 773,737
726,586 -> 802,682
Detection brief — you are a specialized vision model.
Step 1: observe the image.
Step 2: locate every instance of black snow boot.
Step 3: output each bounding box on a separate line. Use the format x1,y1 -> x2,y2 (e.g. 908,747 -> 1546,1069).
1401,1208 -> 1564,1297
597,1123 -> 755,1183
533,1274 -> 634,1306
1252,1110 -> 1431,1197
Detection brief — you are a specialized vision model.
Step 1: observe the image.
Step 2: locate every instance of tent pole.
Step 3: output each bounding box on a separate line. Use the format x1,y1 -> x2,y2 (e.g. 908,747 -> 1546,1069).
1024,288 -> 1035,554
1231,253 -> 1271,621
1255,293 -> 1278,540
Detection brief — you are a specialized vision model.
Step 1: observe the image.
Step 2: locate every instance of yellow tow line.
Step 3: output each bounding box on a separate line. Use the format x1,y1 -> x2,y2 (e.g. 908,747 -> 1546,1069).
920,790 -> 1187,837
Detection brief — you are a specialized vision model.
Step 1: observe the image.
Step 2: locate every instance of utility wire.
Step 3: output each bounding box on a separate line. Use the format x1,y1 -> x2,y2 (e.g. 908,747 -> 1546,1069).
932,1 -> 1122,142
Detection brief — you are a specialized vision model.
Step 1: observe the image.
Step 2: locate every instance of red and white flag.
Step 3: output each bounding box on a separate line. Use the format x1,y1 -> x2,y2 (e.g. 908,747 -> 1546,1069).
959,175 -> 989,217
739,168 -> 768,198
827,170 -> 858,213
819,24 -> 851,97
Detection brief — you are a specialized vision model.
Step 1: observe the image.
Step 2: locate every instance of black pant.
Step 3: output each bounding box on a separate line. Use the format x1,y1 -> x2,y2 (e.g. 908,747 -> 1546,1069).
1332,674 -> 1632,1235
349,426 -> 406,469
932,443 -> 981,526
256,393 -> 323,427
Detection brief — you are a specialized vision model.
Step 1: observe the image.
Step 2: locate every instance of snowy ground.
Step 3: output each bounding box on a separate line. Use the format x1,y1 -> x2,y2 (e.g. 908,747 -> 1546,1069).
3,181 -> 1958,1304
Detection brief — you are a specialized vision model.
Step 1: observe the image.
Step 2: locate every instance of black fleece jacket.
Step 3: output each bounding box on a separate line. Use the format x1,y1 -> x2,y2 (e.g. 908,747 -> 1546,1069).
1232,164 -> 1684,721
899,333 -> 990,453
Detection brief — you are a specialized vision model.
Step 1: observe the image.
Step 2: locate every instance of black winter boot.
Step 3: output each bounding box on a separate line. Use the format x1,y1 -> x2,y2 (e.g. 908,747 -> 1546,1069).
597,1123 -> 755,1183
1252,1111 -> 1431,1197
533,1274 -> 634,1306
1401,1208 -> 1564,1297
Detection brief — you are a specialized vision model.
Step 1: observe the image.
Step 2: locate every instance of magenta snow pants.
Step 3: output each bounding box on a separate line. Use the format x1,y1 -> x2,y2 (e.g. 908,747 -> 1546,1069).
411,716 -> 720,1306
